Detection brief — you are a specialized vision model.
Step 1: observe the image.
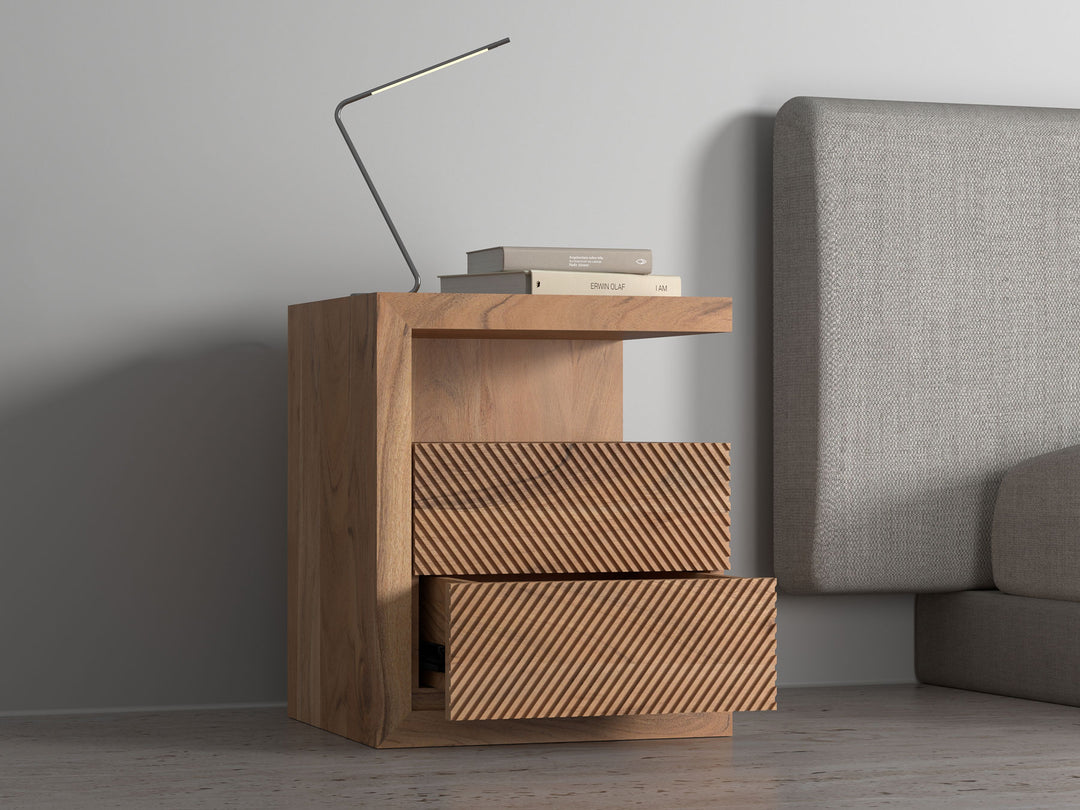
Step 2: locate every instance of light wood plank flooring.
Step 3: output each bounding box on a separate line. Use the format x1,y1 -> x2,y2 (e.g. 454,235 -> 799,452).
3,685 -> 1080,808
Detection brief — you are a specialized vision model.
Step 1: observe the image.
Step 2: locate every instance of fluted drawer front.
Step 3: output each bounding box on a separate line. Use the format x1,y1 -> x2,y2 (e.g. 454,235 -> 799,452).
413,442 -> 730,575
435,574 -> 775,721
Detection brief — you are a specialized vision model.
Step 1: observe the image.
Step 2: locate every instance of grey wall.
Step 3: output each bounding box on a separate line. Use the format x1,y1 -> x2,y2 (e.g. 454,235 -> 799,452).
3,0 -> 1077,712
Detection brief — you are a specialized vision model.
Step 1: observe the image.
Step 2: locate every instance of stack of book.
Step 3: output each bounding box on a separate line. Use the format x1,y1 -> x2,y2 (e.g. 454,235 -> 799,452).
438,246 -> 681,296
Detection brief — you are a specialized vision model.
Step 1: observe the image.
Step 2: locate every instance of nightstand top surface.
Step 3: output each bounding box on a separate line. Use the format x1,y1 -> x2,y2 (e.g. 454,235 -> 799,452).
290,293 -> 732,340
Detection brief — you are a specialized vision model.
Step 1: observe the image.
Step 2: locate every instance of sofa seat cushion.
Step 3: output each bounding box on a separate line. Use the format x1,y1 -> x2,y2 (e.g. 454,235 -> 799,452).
917,589 -> 1080,705
993,444 -> 1080,601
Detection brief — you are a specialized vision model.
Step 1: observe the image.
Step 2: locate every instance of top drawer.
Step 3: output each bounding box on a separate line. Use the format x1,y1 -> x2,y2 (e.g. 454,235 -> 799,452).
413,442 -> 730,575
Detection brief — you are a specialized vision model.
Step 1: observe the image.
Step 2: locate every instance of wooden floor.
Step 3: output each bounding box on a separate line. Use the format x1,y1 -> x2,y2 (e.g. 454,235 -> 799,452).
3,685 -> 1080,808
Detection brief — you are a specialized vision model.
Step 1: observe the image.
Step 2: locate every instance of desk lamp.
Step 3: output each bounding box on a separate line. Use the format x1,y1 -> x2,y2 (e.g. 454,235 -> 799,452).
335,37 -> 510,292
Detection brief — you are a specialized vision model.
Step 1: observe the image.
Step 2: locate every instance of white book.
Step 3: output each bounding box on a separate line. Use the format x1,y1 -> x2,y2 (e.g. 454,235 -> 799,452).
439,270 -> 680,296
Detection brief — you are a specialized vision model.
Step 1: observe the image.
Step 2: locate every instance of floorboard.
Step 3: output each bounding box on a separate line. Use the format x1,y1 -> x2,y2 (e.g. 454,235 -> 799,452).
3,685 -> 1080,808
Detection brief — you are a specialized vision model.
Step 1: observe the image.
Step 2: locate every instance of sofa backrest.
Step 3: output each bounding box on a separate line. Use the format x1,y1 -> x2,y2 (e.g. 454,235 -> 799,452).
773,96 -> 1080,594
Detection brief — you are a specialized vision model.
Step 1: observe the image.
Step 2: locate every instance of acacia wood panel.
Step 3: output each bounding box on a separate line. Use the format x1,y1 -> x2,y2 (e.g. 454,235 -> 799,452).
413,442 -> 731,575
412,339 -> 622,442
382,707 -> 732,748
288,298 -> 357,731
418,577 -> 449,691
289,293 -> 741,747
384,292 -> 733,340
437,575 -> 776,722
287,295 -> 414,747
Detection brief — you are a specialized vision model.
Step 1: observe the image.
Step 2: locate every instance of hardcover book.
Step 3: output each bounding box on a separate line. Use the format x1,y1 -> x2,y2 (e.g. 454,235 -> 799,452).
467,246 -> 653,275
439,270 -> 680,296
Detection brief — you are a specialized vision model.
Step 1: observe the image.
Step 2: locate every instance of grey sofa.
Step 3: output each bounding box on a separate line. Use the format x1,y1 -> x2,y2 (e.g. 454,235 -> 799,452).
773,96 -> 1080,704
918,444 -> 1080,705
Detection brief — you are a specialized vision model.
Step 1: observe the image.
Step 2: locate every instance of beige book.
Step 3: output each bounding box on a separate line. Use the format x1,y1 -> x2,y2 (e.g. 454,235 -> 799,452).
439,270 -> 680,296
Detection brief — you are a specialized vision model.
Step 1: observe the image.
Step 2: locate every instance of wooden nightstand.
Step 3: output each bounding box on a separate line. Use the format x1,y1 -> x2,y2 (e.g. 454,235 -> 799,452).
287,293 -> 775,748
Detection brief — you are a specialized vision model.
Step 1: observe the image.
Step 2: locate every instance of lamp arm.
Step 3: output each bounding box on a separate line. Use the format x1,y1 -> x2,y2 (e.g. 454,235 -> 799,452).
335,94 -> 421,293
334,38 -> 509,293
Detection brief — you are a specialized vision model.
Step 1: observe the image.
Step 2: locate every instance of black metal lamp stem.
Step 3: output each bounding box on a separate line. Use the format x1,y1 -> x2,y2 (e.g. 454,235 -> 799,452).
334,101 -> 420,292
334,37 -> 509,293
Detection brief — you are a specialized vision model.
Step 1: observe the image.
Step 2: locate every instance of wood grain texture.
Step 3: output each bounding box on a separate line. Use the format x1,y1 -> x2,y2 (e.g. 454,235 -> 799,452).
414,442 -> 731,575
417,577 -> 449,691
315,292 -> 733,340
287,295 -> 414,747
371,296 -> 416,744
285,304 -> 306,719
288,298 -> 353,730
432,575 -> 776,722
412,339 -> 622,442
380,708 -> 732,748
289,293 -> 748,748
411,687 -> 446,712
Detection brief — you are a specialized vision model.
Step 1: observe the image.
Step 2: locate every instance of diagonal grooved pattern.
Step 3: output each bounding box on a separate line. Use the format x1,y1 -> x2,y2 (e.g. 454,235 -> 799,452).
414,442 -> 731,575
445,575 -> 776,721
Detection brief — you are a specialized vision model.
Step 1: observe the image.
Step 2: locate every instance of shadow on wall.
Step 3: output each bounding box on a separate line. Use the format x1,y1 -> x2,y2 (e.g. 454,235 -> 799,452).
0,343 -> 286,712
691,113 -> 918,687
692,113 -> 775,578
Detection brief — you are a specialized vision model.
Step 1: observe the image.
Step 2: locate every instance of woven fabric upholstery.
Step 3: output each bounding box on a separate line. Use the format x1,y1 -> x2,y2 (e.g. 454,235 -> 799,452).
992,444 -> 1080,601
916,590 -> 1080,706
774,96 -> 1080,594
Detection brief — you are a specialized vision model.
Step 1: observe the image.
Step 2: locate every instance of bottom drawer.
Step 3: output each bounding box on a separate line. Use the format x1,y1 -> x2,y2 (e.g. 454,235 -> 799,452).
421,574 -> 776,722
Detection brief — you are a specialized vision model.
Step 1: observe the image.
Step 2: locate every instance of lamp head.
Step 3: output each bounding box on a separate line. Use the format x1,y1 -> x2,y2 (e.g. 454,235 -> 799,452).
371,38 -> 509,97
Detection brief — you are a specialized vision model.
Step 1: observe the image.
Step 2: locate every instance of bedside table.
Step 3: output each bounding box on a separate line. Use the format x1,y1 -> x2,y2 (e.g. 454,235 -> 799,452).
287,293 -> 775,748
